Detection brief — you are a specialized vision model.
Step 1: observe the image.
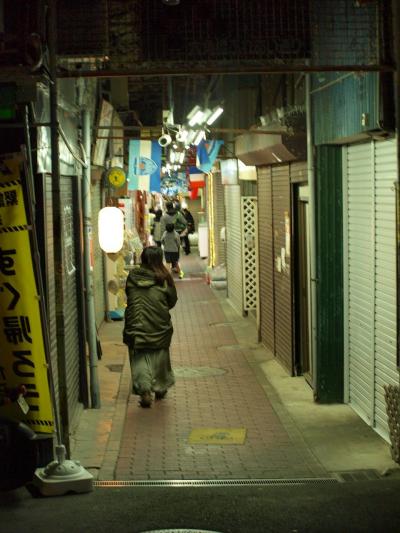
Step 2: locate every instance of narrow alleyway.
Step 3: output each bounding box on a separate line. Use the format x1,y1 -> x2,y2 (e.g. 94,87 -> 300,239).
71,253 -> 395,483
103,254 -> 326,480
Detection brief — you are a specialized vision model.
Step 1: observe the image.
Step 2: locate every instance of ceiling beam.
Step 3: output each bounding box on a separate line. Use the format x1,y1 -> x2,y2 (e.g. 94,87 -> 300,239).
58,63 -> 395,79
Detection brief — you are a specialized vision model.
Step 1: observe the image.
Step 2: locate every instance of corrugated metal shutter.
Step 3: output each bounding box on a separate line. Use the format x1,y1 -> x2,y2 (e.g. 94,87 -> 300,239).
91,181 -> 106,327
345,139 -> 398,440
61,176 -> 82,430
45,175 -> 59,416
272,164 -> 293,372
373,139 -> 398,439
257,166 -> 274,353
345,143 -> 375,424
225,184 -> 243,315
213,170 -> 226,266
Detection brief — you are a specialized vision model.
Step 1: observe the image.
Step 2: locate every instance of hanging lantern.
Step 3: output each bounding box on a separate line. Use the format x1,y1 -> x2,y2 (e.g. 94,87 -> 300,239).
98,207 -> 124,253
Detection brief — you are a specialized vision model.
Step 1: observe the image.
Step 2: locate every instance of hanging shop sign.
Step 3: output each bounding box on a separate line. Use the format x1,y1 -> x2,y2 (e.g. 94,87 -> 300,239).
0,155 -> 54,433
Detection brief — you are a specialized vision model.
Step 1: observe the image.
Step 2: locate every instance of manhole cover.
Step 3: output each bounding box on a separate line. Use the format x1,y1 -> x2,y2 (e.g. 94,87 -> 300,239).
141,530 -> 222,533
188,427 -> 247,445
174,367 -> 227,378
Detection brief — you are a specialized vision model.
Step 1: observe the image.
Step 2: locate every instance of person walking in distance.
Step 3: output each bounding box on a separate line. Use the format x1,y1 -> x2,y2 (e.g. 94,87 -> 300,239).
162,222 -> 184,279
160,201 -> 187,237
123,246 -> 177,408
151,208 -> 163,247
181,206 -> 195,255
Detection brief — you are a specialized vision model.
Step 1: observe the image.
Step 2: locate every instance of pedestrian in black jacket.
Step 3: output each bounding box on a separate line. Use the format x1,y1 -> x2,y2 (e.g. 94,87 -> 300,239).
123,246 -> 177,407
181,207 -> 195,255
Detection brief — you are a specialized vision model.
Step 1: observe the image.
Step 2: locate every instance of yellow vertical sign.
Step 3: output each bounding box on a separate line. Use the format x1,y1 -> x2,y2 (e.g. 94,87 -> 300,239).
0,155 -> 54,433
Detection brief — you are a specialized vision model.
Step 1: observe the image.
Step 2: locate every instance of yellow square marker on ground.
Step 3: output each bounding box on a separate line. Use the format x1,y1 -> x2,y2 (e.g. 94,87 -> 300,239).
188,428 -> 247,445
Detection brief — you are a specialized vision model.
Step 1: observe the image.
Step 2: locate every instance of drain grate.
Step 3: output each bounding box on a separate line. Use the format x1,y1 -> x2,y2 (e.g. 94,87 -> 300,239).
94,478 -> 338,488
335,469 -> 381,482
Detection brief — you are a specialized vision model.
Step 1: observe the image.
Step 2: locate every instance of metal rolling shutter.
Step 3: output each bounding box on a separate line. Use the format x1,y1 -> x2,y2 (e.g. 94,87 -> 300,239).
213,170 -> 226,266
91,181 -> 106,327
45,175 -> 59,416
61,176 -> 82,430
272,164 -> 292,372
257,166 -> 274,353
224,184 -> 243,315
373,139 -> 398,440
345,143 -> 375,424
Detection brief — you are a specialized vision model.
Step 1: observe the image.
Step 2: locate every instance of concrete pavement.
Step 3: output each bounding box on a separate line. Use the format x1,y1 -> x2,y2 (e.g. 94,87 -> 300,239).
70,253 -> 399,481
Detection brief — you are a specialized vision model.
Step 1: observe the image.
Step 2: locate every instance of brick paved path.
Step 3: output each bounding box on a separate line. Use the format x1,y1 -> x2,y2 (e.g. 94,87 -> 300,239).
115,257 -> 326,480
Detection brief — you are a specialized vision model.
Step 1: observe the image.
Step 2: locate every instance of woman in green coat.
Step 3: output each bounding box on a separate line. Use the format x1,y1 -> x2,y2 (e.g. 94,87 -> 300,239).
123,246 -> 177,407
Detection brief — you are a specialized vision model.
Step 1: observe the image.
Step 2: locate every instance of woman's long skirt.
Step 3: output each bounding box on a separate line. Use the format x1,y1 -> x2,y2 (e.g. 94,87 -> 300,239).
128,347 -> 175,395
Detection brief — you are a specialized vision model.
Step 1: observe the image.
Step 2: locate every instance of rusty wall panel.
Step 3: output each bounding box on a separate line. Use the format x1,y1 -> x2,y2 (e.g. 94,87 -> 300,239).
257,166 -> 274,353
272,164 -> 293,373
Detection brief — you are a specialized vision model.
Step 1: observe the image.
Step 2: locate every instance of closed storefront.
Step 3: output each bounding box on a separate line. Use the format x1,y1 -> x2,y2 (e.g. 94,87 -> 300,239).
44,175 -> 59,416
257,162 -> 308,375
272,164 -> 292,372
44,175 -> 85,433
343,138 -> 398,441
257,166 -> 274,353
224,184 -> 243,315
208,167 -> 226,267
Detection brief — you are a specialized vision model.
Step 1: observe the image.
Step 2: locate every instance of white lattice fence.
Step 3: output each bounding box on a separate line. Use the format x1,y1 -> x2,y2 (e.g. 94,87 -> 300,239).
241,197 -> 259,311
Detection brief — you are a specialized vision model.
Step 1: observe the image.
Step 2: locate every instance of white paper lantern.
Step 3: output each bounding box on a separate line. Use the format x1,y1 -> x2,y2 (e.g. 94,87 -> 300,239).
98,207 -> 124,253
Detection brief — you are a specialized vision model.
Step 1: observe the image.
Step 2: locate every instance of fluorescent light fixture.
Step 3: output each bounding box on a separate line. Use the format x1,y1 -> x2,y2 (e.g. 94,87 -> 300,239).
193,129 -> 205,146
186,105 -> 202,121
178,151 -> 185,164
201,108 -> 213,123
206,105 -> 224,125
169,151 -> 176,163
188,109 -> 204,127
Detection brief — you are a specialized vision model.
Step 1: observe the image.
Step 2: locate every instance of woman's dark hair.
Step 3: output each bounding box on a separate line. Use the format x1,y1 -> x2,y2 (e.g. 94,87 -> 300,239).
141,246 -> 174,287
166,223 -> 175,232
154,209 -> 162,221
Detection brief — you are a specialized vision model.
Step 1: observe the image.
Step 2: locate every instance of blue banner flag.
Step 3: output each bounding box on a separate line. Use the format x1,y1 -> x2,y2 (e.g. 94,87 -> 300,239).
196,139 -> 224,173
128,140 -> 161,192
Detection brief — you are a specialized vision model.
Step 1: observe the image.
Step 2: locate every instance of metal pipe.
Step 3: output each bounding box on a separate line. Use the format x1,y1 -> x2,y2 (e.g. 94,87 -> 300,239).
57,64 -> 395,79
306,71 -> 318,392
82,108 -> 101,408
48,0 -> 70,454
